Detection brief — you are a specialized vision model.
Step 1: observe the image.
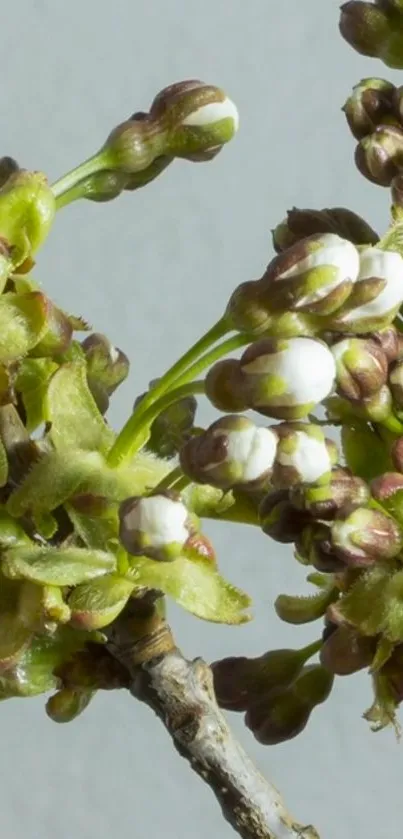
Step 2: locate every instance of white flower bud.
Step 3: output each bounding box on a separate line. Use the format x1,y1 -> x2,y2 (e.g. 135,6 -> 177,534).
225,424 -> 277,483
275,233 -> 360,306
240,337 -> 336,419
119,493 -> 191,561
182,96 -> 239,132
276,430 -> 333,484
342,247 -> 403,323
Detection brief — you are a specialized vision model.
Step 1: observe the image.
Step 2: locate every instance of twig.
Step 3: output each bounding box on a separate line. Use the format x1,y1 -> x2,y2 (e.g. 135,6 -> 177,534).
105,607 -> 320,839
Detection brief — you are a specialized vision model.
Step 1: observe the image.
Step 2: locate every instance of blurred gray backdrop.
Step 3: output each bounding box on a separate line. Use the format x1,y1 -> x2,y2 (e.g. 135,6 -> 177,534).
0,1 -> 400,837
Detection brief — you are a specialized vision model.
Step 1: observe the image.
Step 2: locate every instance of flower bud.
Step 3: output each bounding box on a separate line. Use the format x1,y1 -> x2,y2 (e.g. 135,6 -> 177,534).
272,206 -> 379,252
356,126 -> 403,186
119,491 -> 194,562
271,422 -> 336,489
205,359 -> 249,412
331,506 -> 402,566
331,337 -> 388,400
212,641 -> 319,712
29,296 -> 73,358
340,2 -> 403,68
238,337 -> 336,420
333,246 -> 403,331
245,664 -> 333,745
259,489 -> 312,543
367,325 -> 401,362
143,384 -> 197,459
320,625 -> 375,675
46,687 -> 94,723
150,81 -> 239,161
388,358 -> 403,408
0,171 -> 55,270
291,466 -> 370,519
81,333 -> 129,413
260,233 -> 359,316
392,436 -> 403,471
296,524 -> 347,572
179,415 -> 278,491
343,78 -> 396,140
371,472 -> 403,525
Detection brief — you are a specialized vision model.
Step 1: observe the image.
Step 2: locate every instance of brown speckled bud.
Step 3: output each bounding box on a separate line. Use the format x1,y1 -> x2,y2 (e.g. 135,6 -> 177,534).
331,336 -> 388,400
320,625 -> 375,675
355,125 -> 403,186
296,523 -> 347,573
331,506 -> 402,566
272,206 -> 379,253
259,490 -> 312,544
343,78 -> 396,140
291,466 -> 370,519
205,358 -> 249,412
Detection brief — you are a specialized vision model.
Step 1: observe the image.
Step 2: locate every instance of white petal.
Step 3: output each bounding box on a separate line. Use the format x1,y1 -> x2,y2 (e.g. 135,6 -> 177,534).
278,431 -> 331,483
138,496 -> 188,548
182,97 -> 239,131
226,426 -> 277,482
343,247 -> 403,321
279,234 -> 360,304
243,338 -> 336,406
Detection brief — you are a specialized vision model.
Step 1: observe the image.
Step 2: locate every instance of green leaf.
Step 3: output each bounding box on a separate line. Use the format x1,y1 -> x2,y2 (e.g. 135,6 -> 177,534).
337,566 -> 392,636
7,449 -> 105,517
0,292 -> 48,363
16,357 -> 58,432
0,507 -> 30,547
65,497 -> 119,551
2,546 -> 117,586
45,362 -> 114,453
275,586 -> 339,625
341,422 -> 393,482
127,552 -> 251,624
68,574 -> 135,629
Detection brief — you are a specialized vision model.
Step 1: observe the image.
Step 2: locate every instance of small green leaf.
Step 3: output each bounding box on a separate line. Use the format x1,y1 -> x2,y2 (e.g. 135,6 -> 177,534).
16,357 -> 58,432
2,546 -> 116,586
0,508 -> 30,547
275,586 -> 339,625
127,552 -> 251,624
0,627 -> 89,698
7,449 -> 105,517
65,497 -> 119,551
341,422 -> 393,482
45,362 -> 114,453
68,574 -> 134,629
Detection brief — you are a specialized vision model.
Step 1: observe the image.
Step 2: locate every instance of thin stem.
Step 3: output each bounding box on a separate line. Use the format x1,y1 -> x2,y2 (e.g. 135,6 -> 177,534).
51,152 -> 106,200
129,317 -> 230,423
107,381 -> 205,467
172,331 -> 250,389
151,465 -> 184,493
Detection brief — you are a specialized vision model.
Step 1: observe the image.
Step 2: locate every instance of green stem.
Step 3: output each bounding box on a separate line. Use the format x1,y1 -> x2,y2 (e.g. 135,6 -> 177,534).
108,381 -> 205,467
172,332 -> 250,389
118,317 -> 231,442
51,152 -> 106,201
151,465 -> 185,493
379,415 -> 403,434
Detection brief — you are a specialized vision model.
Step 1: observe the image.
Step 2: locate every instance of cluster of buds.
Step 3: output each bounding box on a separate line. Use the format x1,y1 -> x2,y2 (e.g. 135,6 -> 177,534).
212,643 -> 333,744
226,233 -> 403,338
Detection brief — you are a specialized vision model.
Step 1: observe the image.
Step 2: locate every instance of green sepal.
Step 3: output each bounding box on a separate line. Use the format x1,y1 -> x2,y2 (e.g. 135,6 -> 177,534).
275,585 -> 339,625
67,574 -> 135,629
2,545 -> 117,586
16,357 -> 58,432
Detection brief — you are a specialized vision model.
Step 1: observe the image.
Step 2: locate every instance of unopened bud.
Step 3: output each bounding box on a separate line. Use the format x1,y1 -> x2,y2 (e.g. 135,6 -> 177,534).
356,126 -> 403,186
246,664 -> 333,745
331,506 -> 402,566
205,359 -> 249,412
0,171 -> 55,270
392,436 -> 403,471
296,523 -> 347,572
150,81 -> 239,161
389,358 -> 403,408
271,422 -> 336,489
371,472 -> 403,525
340,2 -> 403,69
272,206 -> 379,252
119,491 -> 194,562
320,624 -> 375,674
29,295 -> 73,358
212,641 -> 319,712
259,489 -> 312,543
261,233 -> 359,316
46,687 -> 94,723
0,157 -> 19,189
367,325 -> 401,362
180,414 -> 278,490
331,336 -> 388,400
291,466 -> 370,520
238,337 -> 336,420
343,78 -> 396,140
333,246 -> 403,332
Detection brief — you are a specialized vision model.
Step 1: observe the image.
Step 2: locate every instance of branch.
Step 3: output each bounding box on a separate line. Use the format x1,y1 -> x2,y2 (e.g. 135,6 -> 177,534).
105,607 -> 320,839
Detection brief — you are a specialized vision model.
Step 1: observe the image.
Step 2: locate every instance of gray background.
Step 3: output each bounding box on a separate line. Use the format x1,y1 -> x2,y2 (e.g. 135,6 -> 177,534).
0,1 -> 400,837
